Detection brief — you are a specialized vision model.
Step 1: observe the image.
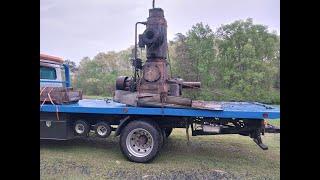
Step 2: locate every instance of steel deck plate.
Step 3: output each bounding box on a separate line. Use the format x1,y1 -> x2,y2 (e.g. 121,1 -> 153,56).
40,99 -> 280,119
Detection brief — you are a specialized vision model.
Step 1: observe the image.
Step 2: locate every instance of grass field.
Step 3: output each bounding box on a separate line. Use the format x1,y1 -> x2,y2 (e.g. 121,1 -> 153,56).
40,122 -> 280,180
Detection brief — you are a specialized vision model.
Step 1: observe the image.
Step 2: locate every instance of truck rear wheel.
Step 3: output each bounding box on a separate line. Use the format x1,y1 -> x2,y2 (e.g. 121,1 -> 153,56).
120,120 -> 161,163
74,120 -> 90,136
94,122 -> 112,138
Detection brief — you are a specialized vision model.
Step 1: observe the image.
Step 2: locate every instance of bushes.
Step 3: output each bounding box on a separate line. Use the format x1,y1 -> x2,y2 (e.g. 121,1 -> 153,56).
74,19 -> 280,104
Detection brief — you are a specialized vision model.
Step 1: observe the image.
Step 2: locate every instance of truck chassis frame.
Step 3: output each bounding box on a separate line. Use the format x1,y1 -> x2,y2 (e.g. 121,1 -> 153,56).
40,99 -> 279,162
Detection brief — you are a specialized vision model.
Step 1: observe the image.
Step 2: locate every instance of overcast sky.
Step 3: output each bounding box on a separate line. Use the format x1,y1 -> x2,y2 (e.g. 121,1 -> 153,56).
40,0 -> 280,64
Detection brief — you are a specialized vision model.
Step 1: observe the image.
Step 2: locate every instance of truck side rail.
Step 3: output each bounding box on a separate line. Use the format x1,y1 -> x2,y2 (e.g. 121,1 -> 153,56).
40,99 -> 280,119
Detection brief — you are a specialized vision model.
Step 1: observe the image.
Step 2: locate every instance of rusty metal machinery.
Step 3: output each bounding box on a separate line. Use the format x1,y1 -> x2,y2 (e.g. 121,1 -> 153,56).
114,1 -> 220,110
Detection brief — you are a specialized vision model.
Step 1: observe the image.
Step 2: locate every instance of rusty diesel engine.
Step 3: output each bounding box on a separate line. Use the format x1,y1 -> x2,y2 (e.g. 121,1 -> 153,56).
114,4 -> 220,110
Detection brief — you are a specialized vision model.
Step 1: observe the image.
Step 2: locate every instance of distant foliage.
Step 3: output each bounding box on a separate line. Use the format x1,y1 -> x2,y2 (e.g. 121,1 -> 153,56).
74,49 -> 132,96
73,19 -> 280,104
64,59 -> 78,73
170,19 -> 280,104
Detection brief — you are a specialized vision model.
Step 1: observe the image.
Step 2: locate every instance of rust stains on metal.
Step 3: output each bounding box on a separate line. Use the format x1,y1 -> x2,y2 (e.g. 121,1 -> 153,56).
40,87 -> 82,104
113,4 -> 220,111
116,76 -> 131,91
40,53 -> 64,63
123,108 -> 129,113
191,101 -> 223,110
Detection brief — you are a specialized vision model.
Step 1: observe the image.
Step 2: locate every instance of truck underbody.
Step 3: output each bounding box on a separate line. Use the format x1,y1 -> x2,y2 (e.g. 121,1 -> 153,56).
40,99 -> 279,162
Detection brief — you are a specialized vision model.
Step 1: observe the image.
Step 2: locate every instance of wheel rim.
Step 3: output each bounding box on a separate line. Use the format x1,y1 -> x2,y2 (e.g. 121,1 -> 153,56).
97,125 -> 107,136
126,128 -> 154,158
75,124 -> 85,134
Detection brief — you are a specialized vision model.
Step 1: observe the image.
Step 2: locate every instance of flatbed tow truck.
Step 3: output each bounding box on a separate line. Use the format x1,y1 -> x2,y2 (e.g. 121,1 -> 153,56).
40,1 -> 279,163
40,53 -> 280,163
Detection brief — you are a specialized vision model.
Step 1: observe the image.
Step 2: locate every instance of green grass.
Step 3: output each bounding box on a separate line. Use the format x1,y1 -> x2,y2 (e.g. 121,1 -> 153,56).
267,119 -> 280,127
41,124 -> 280,180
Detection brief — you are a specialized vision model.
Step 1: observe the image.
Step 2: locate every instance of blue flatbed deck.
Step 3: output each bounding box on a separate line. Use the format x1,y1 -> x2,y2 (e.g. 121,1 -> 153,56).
40,99 -> 280,119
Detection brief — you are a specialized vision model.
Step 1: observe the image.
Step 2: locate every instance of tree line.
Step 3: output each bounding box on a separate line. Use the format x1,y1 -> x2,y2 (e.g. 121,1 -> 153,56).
71,18 -> 280,104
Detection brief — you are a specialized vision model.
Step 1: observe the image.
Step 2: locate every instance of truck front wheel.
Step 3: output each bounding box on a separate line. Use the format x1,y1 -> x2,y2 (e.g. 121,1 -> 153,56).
120,120 -> 161,163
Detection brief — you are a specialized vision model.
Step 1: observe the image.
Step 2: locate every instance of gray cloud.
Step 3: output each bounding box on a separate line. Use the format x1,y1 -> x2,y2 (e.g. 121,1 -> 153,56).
41,0 -> 279,64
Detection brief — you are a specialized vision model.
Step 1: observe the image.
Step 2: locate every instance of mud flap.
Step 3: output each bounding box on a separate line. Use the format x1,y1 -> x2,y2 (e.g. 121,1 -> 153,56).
253,136 -> 268,150
114,116 -> 131,136
251,130 -> 268,150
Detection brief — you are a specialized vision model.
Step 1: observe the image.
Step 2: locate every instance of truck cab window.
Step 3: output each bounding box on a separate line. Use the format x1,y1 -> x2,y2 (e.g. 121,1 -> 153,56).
40,66 -> 57,80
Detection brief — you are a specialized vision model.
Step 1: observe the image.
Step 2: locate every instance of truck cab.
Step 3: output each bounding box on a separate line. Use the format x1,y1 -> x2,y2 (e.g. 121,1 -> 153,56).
40,53 -> 70,88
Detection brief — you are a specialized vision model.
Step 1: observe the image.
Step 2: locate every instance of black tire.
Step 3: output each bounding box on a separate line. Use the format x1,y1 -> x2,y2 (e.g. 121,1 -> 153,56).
120,120 -> 161,163
74,120 -> 90,136
161,128 -> 167,147
94,122 -> 112,138
164,127 -> 173,137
